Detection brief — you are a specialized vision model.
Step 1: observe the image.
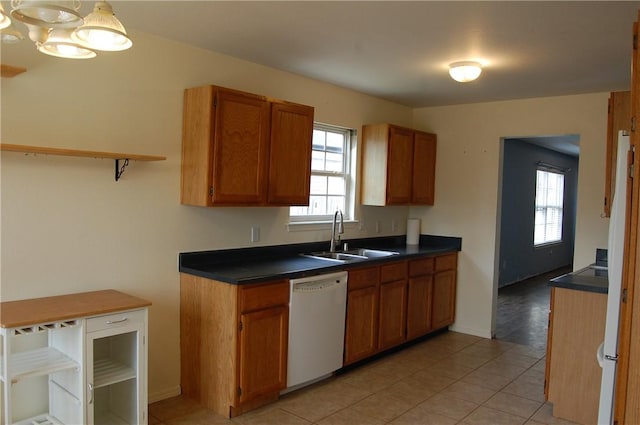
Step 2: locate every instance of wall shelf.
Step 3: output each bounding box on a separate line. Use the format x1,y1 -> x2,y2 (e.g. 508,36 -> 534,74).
0,143 -> 166,181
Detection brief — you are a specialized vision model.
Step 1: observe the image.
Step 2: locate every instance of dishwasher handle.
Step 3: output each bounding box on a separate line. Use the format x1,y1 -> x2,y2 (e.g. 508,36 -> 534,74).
292,278 -> 346,293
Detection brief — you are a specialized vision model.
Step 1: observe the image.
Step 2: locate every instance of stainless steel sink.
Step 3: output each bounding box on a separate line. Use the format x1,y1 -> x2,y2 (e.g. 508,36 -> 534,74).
301,248 -> 399,263
345,248 -> 399,258
302,251 -> 368,263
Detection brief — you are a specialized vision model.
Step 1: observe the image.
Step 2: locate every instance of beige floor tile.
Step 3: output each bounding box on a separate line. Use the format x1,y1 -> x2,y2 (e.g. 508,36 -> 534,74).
335,366 -> 400,393
149,396 -> 208,423
277,380 -> 366,422
491,352 -> 540,369
483,392 -> 543,419
427,357 -> 476,379
502,379 -> 546,403
166,408 -> 235,425
231,407 -> 311,425
411,368 -> 458,392
389,405 -> 459,425
349,392 -> 414,422
440,380 -> 497,404
416,392 -> 479,420
377,376 -> 438,405
365,353 -> 425,379
460,406 -> 527,425
446,350 -> 493,369
460,368 -> 516,391
476,360 -> 529,379
529,402 -> 582,424
315,406 -> 386,425
507,344 -> 547,359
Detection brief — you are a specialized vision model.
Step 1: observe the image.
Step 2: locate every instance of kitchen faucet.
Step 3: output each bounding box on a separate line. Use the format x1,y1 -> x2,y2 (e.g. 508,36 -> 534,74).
330,209 -> 344,253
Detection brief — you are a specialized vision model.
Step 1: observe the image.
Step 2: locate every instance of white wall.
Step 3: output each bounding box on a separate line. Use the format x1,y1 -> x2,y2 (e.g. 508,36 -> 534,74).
0,31 -> 414,401
411,93 -> 610,337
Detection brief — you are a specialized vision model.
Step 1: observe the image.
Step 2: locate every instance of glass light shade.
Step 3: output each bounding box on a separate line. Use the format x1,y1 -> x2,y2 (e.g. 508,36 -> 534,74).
0,23 -> 25,43
71,1 -> 131,51
0,4 -> 11,30
38,28 -> 96,59
449,61 -> 482,83
10,0 -> 82,28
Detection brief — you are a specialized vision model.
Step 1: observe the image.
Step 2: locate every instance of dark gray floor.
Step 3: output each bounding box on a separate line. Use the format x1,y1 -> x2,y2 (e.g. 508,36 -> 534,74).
495,266 -> 572,350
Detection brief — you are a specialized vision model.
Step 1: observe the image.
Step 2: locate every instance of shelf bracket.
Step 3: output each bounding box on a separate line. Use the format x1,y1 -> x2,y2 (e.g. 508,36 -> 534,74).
115,159 -> 130,182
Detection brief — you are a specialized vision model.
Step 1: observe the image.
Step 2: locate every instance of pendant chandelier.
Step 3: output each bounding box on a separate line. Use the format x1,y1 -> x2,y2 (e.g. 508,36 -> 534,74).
0,0 -> 132,59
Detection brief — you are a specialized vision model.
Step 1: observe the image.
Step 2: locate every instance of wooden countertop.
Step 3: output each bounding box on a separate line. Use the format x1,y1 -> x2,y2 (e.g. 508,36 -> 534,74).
0,289 -> 151,328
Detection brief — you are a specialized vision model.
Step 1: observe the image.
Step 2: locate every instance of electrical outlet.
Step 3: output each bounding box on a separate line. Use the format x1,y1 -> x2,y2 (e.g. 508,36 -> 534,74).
251,226 -> 260,242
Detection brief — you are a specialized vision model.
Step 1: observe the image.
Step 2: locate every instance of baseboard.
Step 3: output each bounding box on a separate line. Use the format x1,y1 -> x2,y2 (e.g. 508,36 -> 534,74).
148,385 -> 182,403
449,324 -> 492,339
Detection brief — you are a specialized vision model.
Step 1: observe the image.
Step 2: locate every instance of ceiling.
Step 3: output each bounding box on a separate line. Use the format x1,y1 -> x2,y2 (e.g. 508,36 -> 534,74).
109,0 -> 640,108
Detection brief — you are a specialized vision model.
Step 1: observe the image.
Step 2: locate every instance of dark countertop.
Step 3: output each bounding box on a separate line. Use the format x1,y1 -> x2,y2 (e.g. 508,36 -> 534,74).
549,264 -> 608,294
179,234 -> 462,284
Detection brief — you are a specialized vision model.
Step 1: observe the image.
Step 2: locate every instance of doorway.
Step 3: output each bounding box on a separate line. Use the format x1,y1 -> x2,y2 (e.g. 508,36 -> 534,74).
494,135 -> 580,348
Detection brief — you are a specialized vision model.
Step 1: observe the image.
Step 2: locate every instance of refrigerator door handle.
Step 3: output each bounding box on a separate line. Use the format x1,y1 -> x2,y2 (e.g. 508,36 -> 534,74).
605,354 -> 619,362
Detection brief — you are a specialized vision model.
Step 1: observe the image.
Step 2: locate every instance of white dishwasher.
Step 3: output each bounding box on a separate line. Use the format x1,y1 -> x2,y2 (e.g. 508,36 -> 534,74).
285,271 -> 348,392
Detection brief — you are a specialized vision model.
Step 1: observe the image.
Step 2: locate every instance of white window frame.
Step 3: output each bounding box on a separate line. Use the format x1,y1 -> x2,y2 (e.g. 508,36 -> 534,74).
289,123 -> 355,223
534,168 -> 565,246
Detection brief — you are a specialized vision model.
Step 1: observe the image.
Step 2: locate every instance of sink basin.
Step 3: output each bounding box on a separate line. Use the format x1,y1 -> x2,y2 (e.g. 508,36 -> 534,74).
302,251 -> 368,263
346,248 -> 399,258
301,248 -> 399,263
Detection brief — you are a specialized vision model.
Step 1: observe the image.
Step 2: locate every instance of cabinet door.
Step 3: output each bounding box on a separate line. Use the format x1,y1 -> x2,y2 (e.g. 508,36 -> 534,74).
378,280 -> 407,350
407,275 -> 433,339
432,270 -> 456,329
86,311 -> 146,425
604,91 -> 631,217
211,88 -> 270,204
386,126 -> 414,205
268,102 -> 314,205
238,306 -> 288,404
344,286 -> 379,365
412,131 -> 437,205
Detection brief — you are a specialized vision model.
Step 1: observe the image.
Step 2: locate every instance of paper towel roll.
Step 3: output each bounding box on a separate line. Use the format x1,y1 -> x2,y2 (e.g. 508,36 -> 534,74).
406,218 -> 420,245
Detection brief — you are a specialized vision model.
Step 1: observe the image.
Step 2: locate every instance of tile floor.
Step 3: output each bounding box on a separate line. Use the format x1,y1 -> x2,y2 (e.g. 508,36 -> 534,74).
148,331 -> 580,425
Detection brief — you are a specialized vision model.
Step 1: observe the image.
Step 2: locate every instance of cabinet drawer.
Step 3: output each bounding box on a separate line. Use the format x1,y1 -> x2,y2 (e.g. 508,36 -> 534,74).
409,258 -> 434,277
348,267 -> 379,291
240,280 -> 289,312
435,253 -> 457,272
86,309 -> 146,333
380,261 -> 407,283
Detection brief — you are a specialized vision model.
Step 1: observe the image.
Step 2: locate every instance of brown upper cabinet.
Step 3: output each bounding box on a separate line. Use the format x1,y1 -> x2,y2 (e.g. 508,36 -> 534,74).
181,85 -> 314,206
361,123 -> 437,206
604,90 -> 631,217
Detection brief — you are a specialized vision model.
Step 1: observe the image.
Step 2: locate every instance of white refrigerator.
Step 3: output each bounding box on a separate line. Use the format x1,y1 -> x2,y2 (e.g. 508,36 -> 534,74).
597,130 -> 630,425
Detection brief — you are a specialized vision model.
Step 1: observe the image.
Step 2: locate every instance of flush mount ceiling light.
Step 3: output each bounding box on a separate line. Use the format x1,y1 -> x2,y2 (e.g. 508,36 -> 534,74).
2,0 -> 132,59
449,61 -> 483,83
71,1 -> 132,51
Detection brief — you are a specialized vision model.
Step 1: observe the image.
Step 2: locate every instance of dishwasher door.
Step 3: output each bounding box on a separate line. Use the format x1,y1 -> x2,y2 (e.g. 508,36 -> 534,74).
287,271 -> 348,390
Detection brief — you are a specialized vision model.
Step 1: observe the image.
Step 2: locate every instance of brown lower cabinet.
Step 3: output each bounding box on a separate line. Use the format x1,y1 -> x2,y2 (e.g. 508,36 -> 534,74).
180,274 -> 289,418
344,252 -> 458,366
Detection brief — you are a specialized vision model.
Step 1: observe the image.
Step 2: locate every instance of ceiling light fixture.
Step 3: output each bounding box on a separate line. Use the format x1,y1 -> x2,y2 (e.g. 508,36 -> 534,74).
0,4 -> 11,29
2,0 -> 132,59
449,61 -> 483,83
38,27 -> 95,58
0,22 -> 25,43
71,1 -> 132,51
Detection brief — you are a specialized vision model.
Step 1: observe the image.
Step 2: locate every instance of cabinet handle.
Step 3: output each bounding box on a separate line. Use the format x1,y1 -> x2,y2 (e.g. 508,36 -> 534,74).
106,317 -> 128,325
88,382 -> 94,404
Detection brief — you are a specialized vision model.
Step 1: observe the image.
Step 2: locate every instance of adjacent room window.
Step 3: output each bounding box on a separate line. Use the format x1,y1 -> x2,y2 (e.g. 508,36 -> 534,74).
534,169 -> 565,245
290,123 -> 353,222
